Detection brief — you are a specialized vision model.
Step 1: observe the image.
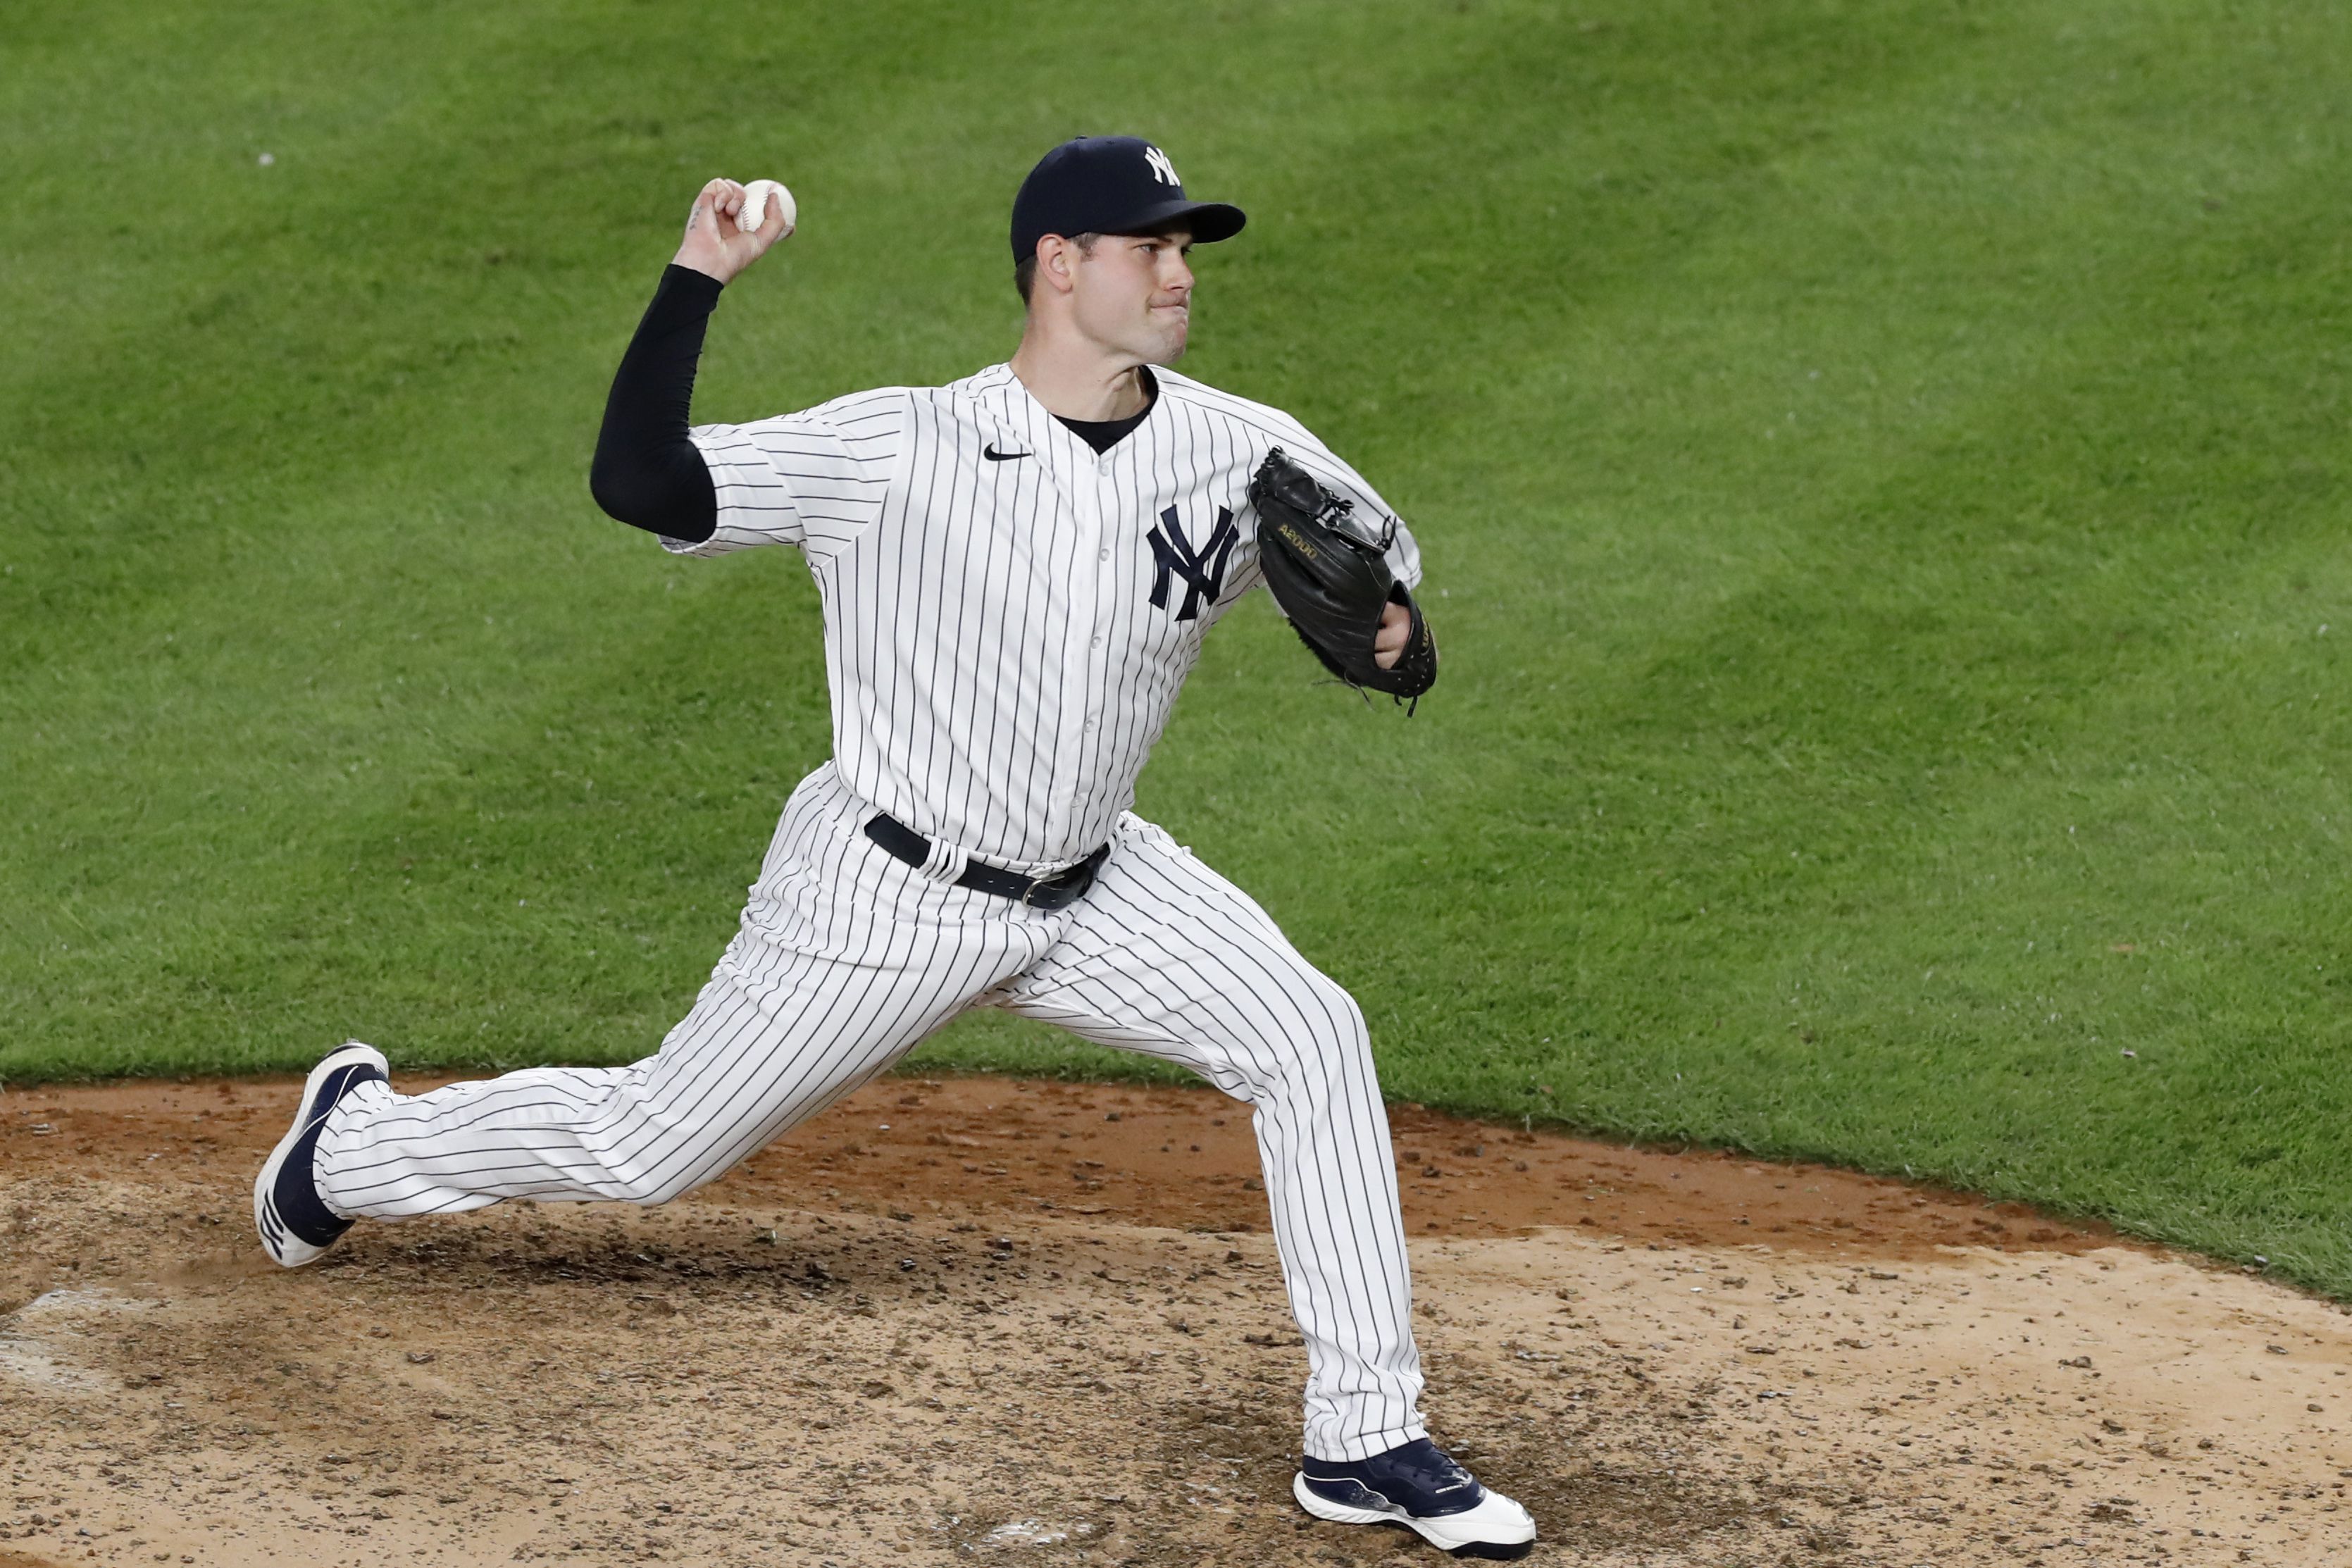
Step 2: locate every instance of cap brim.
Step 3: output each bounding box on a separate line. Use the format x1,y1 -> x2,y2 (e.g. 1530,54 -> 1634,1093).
1112,198 -> 1247,244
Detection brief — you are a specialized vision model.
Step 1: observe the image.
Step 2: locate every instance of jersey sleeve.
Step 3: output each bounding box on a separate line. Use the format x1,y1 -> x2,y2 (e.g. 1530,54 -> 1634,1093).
666,388 -> 908,559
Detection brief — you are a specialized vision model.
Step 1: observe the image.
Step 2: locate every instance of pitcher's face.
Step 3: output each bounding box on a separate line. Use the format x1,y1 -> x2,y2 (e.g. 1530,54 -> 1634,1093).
1069,230 -> 1196,363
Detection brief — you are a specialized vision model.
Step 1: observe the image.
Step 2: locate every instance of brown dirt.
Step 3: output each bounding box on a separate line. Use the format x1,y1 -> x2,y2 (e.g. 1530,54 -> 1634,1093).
4,1073 -> 2349,1567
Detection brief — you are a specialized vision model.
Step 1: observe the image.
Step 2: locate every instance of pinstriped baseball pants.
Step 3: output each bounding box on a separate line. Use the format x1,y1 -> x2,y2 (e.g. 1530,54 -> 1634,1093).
315,762 -> 1427,1462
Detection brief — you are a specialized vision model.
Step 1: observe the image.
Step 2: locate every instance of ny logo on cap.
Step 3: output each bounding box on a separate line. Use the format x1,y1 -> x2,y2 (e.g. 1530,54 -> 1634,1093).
1143,146 -> 1181,187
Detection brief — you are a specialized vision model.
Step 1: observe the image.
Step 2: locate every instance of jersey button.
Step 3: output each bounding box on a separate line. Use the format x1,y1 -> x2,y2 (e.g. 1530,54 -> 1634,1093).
1097,548 -> 1110,561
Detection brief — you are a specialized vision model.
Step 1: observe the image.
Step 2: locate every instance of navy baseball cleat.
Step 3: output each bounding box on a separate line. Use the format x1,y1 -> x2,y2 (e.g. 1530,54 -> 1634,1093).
253,1042 -> 387,1268
1294,1437 -> 1537,1559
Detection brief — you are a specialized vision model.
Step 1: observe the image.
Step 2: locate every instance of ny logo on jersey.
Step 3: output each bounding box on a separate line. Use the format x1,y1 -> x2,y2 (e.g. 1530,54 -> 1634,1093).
1146,502 -> 1238,621
1143,146 -> 1181,187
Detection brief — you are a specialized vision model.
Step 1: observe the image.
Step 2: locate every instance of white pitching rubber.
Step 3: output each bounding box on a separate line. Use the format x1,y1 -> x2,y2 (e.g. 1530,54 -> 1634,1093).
740,179 -> 795,235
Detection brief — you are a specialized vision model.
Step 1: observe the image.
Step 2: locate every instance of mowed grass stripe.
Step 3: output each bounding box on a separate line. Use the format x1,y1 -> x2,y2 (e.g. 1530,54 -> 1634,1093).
4,0 -> 1981,1059
1366,44 -> 2346,1264
916,0 -> 2352,1288
4,1 -> 2349,1290
2,0 -> 1981,1037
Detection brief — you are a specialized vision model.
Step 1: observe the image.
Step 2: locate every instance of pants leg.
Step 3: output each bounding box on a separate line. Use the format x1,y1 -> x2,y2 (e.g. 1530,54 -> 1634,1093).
989,814 -> 1427,1462
315,764 -> 1058,1218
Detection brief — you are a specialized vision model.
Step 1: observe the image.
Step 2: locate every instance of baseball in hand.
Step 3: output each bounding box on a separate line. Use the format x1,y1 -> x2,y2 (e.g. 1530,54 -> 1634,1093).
740,180 -> 796,237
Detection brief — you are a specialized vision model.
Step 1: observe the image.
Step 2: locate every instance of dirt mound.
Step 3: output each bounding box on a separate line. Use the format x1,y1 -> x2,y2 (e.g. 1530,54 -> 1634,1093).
4,1074 -> 2348,1566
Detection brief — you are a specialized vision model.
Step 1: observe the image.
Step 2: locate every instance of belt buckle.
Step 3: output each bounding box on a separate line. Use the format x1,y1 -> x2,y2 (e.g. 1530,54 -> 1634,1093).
1022,861 -> 1080,908
1022,847 -> 1102,909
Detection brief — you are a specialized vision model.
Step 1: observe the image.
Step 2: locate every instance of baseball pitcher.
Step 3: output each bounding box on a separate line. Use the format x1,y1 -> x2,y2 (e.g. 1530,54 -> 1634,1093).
256,136 -> 1530,1559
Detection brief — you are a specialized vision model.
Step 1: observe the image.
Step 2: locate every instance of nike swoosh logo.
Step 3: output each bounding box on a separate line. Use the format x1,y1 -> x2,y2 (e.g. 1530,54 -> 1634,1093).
983,444 -> 1030,462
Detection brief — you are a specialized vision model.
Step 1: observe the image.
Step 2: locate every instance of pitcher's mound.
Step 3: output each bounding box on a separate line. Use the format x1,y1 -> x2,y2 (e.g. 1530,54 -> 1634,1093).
3,1074 -> 2344,1565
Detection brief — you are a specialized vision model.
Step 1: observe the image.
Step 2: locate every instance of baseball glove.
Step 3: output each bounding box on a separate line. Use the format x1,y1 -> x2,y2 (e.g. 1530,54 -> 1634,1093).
1248,447 -> 1438,706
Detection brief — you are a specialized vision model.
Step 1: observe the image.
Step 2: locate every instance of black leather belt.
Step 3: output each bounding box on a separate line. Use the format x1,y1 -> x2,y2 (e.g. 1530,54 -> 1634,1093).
862,814 -> 1107,910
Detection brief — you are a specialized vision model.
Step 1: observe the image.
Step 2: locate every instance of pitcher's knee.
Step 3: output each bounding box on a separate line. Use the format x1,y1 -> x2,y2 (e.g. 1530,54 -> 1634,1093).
1250,984 -> 1377,1099
1326,995 -> 1375,1067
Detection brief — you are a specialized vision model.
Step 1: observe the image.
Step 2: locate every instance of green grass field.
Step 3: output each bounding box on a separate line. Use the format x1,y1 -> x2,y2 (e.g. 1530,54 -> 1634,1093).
4,1 -> 2347,1291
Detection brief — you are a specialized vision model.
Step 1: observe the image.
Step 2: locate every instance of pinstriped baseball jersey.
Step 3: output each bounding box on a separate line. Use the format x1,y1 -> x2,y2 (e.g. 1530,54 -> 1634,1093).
273,139 -> 1543,1526
676,365 -> 1422,871
303,354 -> 1443,1467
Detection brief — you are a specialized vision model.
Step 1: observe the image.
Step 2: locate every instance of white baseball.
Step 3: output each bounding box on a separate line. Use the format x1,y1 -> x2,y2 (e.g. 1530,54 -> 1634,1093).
740,179 -> 795,236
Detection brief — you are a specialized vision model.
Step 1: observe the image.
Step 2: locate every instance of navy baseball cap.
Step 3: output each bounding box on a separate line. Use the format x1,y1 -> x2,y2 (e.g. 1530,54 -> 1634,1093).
1010,136 -> 1246,261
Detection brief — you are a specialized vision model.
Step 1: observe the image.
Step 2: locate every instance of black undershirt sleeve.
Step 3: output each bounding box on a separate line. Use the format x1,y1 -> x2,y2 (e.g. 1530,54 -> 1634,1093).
592,281 -> 1155,539
589,264 -> 725,545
